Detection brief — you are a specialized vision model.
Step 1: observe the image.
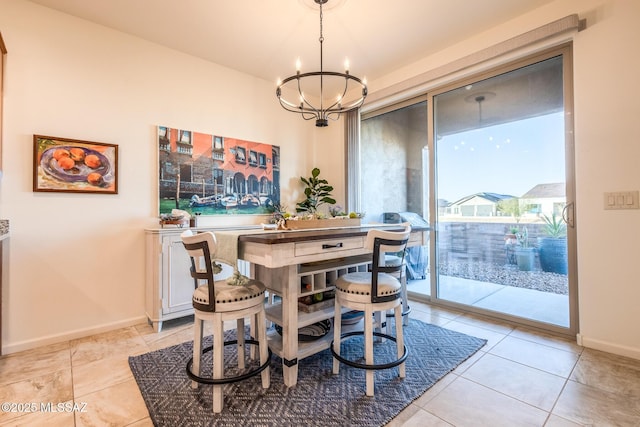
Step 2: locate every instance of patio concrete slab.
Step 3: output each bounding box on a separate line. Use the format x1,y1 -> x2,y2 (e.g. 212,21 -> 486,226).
472,286 -> 569,327
437,275 -> 505,305
407,276 -> 569,328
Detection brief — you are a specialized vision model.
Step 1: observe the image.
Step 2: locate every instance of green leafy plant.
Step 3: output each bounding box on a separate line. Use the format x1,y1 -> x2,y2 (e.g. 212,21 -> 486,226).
497,198 -> 533,224
296,168 -> 336,215
516,226 -> 529,248
541,212 -> 567,238
497,198 -> 523,223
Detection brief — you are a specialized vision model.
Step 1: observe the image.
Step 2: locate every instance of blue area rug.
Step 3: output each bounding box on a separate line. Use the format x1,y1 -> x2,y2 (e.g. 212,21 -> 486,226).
129,319 -> 486,426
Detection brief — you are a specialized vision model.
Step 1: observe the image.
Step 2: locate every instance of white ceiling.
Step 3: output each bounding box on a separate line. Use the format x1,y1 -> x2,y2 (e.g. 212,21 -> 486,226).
27,0 -> 556,84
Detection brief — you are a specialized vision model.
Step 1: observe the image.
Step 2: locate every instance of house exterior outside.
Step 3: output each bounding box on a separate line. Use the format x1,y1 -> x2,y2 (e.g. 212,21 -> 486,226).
444,192 -> 515,218
443,184 -> 566,222
520,182 -> 566,219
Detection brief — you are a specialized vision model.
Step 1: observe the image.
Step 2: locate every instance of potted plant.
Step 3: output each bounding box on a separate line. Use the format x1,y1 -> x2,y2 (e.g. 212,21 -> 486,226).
504,226 -> 519,265
504,225 -> 519,243
296,167 -> 336,215
515,227 -> 536,271
538,212 -> 568,274
284,168 -> 362,230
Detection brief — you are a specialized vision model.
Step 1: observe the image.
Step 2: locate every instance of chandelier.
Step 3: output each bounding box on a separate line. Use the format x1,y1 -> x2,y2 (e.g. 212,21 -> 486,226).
276,0 -> 367,127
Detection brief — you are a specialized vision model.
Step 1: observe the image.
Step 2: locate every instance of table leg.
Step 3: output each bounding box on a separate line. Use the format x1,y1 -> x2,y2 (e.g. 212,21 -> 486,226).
253,263 -> 300,387
280,265 -> 299,387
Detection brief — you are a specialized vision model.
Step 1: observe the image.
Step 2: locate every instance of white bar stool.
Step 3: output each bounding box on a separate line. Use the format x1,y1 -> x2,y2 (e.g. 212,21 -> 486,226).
181,230 -> 271,413
331,224 -> 411,396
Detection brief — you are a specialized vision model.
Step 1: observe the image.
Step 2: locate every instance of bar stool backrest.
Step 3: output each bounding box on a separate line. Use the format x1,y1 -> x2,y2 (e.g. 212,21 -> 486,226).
181,230 -> 217,312
365,224 -> 411,303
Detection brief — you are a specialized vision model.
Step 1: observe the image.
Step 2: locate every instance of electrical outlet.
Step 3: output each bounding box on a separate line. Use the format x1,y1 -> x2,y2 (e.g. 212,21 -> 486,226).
604,191 -> 639,210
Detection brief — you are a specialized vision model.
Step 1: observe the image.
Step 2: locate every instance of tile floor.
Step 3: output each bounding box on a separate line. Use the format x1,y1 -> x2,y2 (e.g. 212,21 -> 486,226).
1,301 -> 639,426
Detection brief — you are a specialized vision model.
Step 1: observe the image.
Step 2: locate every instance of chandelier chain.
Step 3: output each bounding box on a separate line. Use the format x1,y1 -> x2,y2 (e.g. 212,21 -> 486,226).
319,1 -> 324,110
319,1 -> 324,44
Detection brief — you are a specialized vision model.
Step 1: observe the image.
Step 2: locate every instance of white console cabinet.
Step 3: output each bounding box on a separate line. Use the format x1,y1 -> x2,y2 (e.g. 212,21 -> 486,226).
145,227 -> 242,332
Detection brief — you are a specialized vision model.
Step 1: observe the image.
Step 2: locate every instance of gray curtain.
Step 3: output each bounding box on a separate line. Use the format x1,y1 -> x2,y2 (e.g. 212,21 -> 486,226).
344,109 -> 360,213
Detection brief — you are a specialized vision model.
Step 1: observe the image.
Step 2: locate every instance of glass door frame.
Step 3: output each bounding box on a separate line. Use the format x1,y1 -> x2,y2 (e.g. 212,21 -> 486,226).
424,43 -> 579,337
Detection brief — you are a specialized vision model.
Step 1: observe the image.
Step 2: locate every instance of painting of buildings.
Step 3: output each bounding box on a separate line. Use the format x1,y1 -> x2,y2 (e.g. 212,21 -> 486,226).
158,126 -> 280,215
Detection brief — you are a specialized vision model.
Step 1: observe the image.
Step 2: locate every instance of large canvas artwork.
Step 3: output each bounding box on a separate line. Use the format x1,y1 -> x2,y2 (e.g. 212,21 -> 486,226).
158,126 -> 280,215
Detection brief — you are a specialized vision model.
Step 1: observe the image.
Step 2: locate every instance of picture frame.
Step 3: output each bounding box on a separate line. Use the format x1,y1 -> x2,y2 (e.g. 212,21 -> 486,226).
33,135 -> 118,194
0,32 -> 7,180
157,125 -> 280,215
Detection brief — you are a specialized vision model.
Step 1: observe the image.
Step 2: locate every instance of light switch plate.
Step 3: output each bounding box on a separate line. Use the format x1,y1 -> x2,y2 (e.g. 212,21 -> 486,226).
604,191 -> 639,209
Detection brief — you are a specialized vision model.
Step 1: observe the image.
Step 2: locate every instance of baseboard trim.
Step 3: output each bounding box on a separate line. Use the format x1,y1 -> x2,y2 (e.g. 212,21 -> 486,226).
577,334 -> 640,361
2,315 -> 148,355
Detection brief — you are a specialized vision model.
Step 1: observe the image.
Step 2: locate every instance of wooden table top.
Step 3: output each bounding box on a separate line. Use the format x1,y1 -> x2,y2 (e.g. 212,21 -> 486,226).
237,224 -> 428,245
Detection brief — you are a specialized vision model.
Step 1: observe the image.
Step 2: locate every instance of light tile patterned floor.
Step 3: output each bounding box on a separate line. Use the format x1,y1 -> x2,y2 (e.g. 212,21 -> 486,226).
1,302 -> 639,426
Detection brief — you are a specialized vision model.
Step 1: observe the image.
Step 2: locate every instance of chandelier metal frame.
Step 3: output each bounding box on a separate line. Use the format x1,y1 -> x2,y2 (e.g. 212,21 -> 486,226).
276,0 -> 367,127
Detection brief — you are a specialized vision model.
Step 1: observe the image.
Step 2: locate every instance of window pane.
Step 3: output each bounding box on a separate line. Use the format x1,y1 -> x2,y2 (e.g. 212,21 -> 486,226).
433,55 -> 570,327
360,101 -> 428,223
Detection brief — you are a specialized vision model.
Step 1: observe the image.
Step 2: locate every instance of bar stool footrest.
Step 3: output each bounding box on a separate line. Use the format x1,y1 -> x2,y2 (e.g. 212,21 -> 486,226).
186,339 -> 272,385
402,305 -> 411,317
331,331 -> 408,370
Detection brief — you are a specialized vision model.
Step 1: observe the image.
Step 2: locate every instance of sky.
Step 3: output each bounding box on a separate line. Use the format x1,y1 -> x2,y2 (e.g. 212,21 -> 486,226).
435,112 -> 566,203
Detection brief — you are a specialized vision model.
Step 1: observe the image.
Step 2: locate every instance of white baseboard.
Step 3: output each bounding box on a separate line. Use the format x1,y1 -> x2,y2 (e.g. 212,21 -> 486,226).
2,315 -> 148,355
577,334 -> 640,361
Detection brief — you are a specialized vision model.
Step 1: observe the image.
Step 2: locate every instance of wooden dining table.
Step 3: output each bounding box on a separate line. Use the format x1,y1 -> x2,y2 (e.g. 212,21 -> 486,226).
217,224 -> 428,387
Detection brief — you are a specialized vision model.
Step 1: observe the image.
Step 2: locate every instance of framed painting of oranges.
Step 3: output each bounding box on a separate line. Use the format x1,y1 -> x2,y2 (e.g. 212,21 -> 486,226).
33,135 -> 118,194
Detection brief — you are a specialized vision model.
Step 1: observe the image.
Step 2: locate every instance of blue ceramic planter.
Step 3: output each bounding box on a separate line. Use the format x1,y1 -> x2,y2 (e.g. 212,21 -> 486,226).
538,237 -> 568,274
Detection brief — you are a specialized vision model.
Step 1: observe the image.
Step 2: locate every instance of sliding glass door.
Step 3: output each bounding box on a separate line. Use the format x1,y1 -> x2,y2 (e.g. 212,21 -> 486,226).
355,45 -> 577,335
430,47 -> 577,333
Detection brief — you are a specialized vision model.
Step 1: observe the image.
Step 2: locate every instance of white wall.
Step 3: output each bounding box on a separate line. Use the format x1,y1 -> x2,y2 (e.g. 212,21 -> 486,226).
367,0 -> 640,359
569,0 -> 640,358
0,0 -> 343,353
2,0 -> 639,361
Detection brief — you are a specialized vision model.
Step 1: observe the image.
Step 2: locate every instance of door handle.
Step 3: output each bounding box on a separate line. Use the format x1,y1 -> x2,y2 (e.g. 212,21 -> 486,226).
562,202 -> 575,228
